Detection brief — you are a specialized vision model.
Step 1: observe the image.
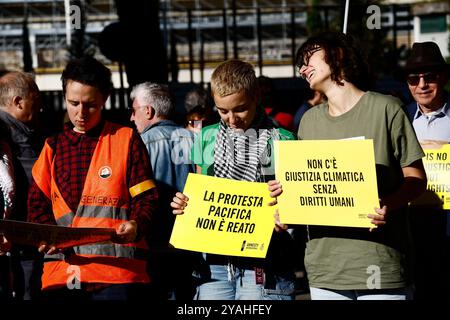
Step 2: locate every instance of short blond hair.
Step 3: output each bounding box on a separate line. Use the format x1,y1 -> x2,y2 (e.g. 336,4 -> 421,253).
210,59 -> 257,98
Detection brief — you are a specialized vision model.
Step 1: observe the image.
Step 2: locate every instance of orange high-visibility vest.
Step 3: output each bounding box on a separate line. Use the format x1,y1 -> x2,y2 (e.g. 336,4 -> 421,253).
32,121 -> 155,290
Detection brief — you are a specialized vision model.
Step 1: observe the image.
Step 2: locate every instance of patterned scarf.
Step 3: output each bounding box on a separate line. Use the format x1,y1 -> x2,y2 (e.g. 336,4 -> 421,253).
214,107 -> 278,182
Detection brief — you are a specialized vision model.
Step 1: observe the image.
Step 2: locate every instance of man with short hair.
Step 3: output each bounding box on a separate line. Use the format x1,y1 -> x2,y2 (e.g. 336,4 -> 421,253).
405,42 -> 450,141
0,71 -> 42,195
0,71 -> 44,300
130,82 -> 196,300
404,41 -> 450,300
27,57 -> 158,300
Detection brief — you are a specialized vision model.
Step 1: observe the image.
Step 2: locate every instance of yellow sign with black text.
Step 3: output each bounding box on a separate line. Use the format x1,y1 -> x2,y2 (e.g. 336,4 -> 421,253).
274,140 -> 379,228
411,144 -> 450,209
169,173 -> 275,258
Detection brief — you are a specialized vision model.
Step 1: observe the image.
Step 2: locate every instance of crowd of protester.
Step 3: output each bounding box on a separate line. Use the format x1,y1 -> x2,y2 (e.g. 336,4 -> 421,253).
0,31 -> 449,301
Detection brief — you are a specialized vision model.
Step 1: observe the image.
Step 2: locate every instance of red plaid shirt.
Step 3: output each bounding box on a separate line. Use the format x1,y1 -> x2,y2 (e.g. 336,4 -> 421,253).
27,120 -> 158,240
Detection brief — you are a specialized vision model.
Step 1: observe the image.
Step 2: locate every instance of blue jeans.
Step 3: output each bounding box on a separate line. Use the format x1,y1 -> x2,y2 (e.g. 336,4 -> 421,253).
310,286 -> 413,300
195,264 -> 294,300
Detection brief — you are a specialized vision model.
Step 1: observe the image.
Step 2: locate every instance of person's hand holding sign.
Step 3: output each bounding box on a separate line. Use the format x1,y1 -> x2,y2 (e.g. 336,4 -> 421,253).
171,192 -> 189,215
38,242 -> 59,255
367,204 -> 388,232
113,220 -> 137,244
268,180 -> 289,232
268,180 -> 283,205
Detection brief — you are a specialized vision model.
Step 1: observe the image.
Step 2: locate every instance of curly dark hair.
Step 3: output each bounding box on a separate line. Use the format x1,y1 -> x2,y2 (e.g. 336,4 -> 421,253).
61,56 -> 113,99
295,32 -> 374,91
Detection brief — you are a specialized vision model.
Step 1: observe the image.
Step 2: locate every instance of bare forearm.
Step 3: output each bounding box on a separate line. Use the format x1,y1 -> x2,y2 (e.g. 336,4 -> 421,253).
380,176 -> 427,211
380,160 -> 427,211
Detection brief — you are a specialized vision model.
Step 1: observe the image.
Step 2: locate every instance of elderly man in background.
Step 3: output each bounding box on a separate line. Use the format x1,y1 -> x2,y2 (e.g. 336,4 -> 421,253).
404,41 -> 450,300
0,71 -> 44,300
130,82 -> 196,300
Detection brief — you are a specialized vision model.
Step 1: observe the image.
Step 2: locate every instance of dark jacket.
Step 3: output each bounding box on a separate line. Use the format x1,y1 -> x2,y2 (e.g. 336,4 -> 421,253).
0,110 -> 43,253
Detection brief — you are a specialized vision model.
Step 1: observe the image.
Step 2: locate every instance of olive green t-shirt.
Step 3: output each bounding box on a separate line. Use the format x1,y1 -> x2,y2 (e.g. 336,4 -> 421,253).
299,91 -> 424,290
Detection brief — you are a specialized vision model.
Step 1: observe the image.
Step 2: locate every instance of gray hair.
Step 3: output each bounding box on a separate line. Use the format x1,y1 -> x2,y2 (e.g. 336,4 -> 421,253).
130,82 -> 173,117
0,71 -> 39,107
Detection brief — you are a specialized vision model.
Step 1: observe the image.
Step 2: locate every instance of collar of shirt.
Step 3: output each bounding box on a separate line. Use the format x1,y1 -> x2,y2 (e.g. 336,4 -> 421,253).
414,101 -> 449,120
142,119 -> 176,134
63,119 -> 105,145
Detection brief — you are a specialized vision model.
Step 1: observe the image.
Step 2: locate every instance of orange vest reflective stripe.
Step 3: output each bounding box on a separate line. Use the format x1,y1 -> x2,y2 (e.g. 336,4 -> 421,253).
32,121 -> 151,290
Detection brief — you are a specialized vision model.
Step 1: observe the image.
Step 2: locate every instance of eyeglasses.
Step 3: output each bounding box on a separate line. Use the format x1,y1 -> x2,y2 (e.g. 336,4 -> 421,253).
406,72 -> 439,86
296,47 -> 321,72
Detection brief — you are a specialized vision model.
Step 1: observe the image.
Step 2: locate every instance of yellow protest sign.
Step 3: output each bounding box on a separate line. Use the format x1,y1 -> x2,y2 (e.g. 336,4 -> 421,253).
411,144 -> 450,208
274,140 -> 379,228
169,173 -> 275,258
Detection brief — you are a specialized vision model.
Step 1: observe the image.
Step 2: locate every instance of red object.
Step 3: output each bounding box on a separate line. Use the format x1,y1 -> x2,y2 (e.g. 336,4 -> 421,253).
265,107 -> 294,131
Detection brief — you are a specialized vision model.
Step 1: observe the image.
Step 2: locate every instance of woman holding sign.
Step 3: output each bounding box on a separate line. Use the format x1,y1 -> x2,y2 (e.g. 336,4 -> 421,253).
171,59 -> 297,300
270,32 -> 427,300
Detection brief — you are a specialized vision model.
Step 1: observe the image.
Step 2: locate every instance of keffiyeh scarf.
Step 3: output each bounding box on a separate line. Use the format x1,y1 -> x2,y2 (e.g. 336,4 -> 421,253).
214,109 -> 278,182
